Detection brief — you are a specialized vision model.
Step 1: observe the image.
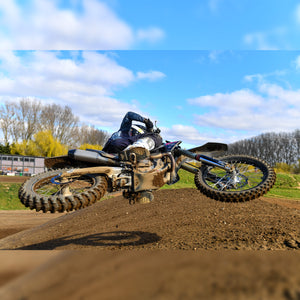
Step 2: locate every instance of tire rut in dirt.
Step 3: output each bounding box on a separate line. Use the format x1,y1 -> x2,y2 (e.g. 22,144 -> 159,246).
19,169 -> 108,213
194,155 -> 276,202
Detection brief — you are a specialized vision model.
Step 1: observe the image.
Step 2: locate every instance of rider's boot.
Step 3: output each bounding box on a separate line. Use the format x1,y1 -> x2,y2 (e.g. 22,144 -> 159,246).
123,190 -> 154,204
136,191 -> 154,204
120,146 -> 150,162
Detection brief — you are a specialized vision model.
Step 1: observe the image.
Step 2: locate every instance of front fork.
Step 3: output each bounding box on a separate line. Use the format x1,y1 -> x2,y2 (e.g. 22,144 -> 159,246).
177,149 -> 245,189
177,149 -> 232,172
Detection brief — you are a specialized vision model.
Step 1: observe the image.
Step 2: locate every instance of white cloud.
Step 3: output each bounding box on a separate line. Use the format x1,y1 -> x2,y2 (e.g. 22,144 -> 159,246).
188,89 -> 263,113
243,31 -> 278,50
258,82 -> 300,105
244,70 -> 287,83
137,71 -> 166,81
0,51 -> 135,96
160,124 -> 233,147
0,51 -> 155,129
0,0 -> 164,50
188,82 -> 300,133
161,125 -> 210,146
136,27 -> 165,44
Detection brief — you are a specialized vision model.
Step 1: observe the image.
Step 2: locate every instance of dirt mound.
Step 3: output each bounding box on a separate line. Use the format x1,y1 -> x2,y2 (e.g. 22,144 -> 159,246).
0,189 -> 299,251
0,189 -> 300,299
0,211 -> 65,240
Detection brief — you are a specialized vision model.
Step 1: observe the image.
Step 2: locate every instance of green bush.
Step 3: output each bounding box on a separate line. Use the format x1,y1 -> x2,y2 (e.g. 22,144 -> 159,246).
275,161 -> 300,174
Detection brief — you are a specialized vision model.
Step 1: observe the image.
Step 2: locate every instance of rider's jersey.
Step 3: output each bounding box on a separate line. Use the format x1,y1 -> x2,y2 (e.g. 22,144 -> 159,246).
102,111 -> 162,153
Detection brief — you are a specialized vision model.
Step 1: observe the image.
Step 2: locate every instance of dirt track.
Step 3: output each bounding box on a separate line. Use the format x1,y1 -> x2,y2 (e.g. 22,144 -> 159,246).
0,189 -> 299,299
1,189 -> 299,251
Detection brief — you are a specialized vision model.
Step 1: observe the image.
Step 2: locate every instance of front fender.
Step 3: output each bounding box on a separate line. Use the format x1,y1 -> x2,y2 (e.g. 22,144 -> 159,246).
188,142 -> 228,156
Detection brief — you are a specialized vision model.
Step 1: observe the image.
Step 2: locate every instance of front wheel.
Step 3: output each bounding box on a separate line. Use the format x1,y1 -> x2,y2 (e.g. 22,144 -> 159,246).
19,168 -> 108,213
194,155 -> 276,202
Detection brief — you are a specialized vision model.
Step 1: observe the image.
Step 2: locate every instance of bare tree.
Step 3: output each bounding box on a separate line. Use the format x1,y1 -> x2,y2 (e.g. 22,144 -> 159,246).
228,130 -> 300,166
40,103 -> 79,145
17,98 -> 43,141
0,101 -> 16,144
1,98 -> 108,148
75,124 -> 109,147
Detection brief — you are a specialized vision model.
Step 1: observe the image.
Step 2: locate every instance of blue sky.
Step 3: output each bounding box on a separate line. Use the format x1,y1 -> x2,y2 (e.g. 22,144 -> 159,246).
1,0 -> 300,50
1,50 -> 300,148
0,1 -> 300,148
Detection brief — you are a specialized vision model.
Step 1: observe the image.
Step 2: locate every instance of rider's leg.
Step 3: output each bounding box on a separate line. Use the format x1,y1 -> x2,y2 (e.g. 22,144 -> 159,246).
120,137 -> 155,161
125,137 -> 155,151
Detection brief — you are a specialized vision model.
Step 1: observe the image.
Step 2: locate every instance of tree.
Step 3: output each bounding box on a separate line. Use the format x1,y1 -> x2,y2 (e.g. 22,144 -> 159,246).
1,98 -> 108,148
228,130 -> 300,166
0,101 -> 16,144
18,98 -> 43,141
75,125 -> 109,147
0,143 -> 11,154
0,98 -> 42,143
79,143 -> 103,151
33,130 -> 68,157
40,103 -> 79,145
11,131 -> 68,157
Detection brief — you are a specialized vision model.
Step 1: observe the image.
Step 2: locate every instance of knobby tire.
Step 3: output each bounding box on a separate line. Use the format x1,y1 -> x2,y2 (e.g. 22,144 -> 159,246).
19,168 -> 108,213
194,155 -> 276,202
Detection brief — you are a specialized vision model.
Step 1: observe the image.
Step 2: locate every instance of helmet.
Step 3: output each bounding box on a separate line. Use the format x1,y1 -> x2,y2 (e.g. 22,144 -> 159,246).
130,124 -> 146,136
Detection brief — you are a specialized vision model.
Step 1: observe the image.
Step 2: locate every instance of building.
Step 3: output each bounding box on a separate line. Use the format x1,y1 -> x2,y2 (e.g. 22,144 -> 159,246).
0,154 -> 45,176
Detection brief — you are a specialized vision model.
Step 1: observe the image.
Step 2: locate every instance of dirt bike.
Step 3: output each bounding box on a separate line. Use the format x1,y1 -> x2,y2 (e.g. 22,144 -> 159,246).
19,126 -> 276,213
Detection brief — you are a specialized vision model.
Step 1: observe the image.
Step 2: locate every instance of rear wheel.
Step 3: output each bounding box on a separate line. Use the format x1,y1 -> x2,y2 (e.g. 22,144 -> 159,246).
194,155 -> 276,202
19,168 -> 108,213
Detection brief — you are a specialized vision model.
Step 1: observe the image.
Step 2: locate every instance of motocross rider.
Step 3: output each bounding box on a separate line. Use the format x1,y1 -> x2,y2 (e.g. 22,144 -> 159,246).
102,111 -> 162,160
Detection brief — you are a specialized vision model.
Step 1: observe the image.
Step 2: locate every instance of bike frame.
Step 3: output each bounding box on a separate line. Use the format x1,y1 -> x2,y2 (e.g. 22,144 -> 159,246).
50,142 -> 232,193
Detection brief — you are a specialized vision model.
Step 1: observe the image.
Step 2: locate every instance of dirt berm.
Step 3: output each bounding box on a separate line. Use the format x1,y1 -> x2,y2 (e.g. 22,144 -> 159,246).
0,189 -> 299,299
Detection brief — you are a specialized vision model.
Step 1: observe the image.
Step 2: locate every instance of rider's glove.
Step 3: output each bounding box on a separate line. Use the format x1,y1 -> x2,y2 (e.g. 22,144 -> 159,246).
144,118 -> 153,131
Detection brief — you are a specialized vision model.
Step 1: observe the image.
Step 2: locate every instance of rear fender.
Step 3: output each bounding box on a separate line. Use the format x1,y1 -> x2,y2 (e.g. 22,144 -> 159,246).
45,155 -> 74,169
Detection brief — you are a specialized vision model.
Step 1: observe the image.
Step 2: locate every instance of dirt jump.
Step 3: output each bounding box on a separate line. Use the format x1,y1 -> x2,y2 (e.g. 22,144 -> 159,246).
0,188 -> 299,299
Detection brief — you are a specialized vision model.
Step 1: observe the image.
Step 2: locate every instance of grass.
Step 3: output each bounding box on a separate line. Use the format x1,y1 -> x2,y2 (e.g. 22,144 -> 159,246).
161,169 -> 195,190
0,182 -> 28,210
163,170 -> 300,200
266,173 -> 300,200
0,171 -> 299,210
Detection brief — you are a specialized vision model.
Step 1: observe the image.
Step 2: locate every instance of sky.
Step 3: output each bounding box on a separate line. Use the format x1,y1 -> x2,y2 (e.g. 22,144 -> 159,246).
1,0 -> 300,50
0,0 -> 300,149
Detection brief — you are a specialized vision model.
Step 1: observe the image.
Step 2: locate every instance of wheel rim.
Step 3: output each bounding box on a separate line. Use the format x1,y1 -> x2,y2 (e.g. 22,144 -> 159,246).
203,160 -> 266,192
33,174 -> 96,197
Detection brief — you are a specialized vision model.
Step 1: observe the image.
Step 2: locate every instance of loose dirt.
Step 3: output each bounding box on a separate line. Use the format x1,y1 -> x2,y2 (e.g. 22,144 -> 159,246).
0,176 -> 27,183
1,189 -> 299,251
0,189 -> 299,299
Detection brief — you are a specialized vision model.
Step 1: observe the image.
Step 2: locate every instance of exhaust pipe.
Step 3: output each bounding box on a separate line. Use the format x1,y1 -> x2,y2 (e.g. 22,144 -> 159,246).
68,149 -> 120,166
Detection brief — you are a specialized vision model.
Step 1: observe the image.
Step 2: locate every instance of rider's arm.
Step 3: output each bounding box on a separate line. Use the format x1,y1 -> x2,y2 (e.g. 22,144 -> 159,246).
119,112 -> 146,134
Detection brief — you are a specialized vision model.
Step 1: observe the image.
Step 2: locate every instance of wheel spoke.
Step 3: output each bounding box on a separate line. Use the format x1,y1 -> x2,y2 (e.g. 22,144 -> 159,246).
204,161 -> 265,192
194,155 -> 276,202
19,168 -> 108,213
34,175 -> 94,196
